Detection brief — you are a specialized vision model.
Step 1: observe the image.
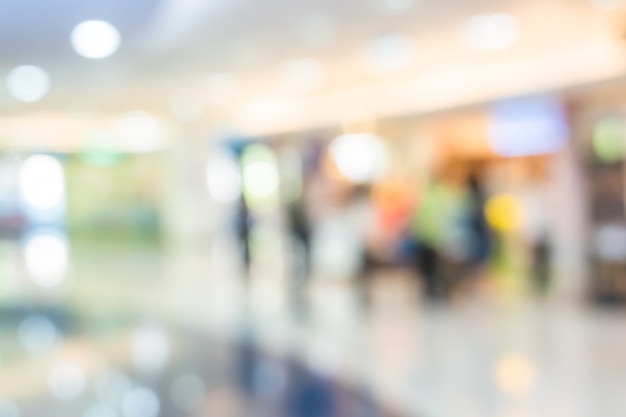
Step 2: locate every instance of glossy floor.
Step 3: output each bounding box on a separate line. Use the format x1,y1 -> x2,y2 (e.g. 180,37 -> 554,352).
1,240 -> 626,417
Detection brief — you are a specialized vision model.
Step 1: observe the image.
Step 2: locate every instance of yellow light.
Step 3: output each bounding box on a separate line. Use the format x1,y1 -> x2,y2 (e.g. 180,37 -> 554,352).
485,194 -> 523,232
494,355 -> 536,396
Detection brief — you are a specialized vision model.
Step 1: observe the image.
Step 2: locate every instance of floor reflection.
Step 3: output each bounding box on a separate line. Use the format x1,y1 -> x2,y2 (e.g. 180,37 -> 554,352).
2,242 -> 626,417
0,314 -> 404,417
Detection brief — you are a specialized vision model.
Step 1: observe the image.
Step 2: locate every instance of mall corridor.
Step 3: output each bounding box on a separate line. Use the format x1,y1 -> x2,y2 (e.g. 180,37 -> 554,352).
2,0 -> 626,416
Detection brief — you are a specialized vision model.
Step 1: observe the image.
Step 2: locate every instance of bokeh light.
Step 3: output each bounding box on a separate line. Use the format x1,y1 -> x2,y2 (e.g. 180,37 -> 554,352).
118,111 -> 167,153
490,97 -> 569,157
48,362 -> 86,401
464,13 -> 520,51
244,161 -> 279,199
593,116 -> 625,163
366,33 -> 414,72
131,324 -> 169,374
19,155 -> 65,210
23,232 -> 69,288
206,156 -> 242,204
71,20 -> 121,59
329,134 -> 388,184
494,355 -> 536,396
242,146 -> 280,200
6,66 -> 50,102
18,316 -> 58,355
485,194 -> 523,232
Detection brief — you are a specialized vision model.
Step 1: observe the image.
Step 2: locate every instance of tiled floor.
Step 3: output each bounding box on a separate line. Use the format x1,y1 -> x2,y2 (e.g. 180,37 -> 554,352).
2,241 -> 626,417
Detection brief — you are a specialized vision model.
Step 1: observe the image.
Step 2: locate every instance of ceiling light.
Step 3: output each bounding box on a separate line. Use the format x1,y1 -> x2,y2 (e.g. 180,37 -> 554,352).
6,66 -> 50,102
464,13 -> 520,51
71,20 -> 121,59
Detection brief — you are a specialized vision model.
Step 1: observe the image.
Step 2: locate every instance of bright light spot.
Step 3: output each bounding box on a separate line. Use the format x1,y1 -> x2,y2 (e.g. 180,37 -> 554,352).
366,33 -> 415,72
169,88 -> 206,123
381,0 -> 417,13
279,58 -> 327,94
243,161 -> 279,198
464,13 -> 520,51
118,111 -> 167,153
170,374 -> 206,411
83,404 -> 118,417
6,66 -> 50,102
19,155 -> 65,210
494,355 -> 536,396
206,73 -> 239,108
329,134 -> 388,184
48,362 -> 86,401
590,0 -> 623,11
0,399 -> 19,417
240,146 -> 281,205
595,225 -> 626,261
298,14 -> 336,48
121,387 -> 160,417
485,194 -> 523,232
95,370 -> 132,405
24,232 -> 68,288
593,116 -> 625,163
71,20 -> 121,59
18,316 -> 58,354
206,156 -> 241,204
131,324 -> 169,374
489,97 -> 568,157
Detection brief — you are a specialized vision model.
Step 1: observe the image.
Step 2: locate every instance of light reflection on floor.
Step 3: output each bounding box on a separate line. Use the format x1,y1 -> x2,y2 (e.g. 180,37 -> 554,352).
1,240 -> 626,417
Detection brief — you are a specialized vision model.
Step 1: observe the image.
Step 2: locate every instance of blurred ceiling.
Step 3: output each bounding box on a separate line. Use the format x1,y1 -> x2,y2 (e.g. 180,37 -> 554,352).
0,0 -> 626,135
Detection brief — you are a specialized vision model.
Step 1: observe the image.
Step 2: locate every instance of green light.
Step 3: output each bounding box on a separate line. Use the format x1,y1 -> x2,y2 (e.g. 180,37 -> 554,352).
80,131 -> 124,167
593,117 -> 626,163
241,145 -> 280,205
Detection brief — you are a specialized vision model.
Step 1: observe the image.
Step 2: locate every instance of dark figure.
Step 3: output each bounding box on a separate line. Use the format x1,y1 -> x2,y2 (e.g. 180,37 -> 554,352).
533,238 -> 551,294
466,173 -> 492,271
287,199 -> 312,279
416,242 -> 440,299
236,196 -> 252,276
